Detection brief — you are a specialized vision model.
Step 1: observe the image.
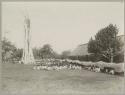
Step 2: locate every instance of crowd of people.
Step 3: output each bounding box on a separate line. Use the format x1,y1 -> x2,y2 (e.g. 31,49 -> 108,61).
33,59 -> 82,70
33,58 -> 124,76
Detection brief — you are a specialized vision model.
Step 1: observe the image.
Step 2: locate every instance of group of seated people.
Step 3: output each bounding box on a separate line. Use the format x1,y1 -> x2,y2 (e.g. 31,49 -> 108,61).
84,65 -> 115,75
33,63 -> 82,70
33,59 -> 124,76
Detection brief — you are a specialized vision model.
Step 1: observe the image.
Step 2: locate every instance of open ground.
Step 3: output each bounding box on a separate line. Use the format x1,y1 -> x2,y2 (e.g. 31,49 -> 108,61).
1,62 -> 124,94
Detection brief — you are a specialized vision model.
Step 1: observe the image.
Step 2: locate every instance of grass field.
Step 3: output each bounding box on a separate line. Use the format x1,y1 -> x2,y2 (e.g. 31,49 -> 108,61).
1,63 -> 124,94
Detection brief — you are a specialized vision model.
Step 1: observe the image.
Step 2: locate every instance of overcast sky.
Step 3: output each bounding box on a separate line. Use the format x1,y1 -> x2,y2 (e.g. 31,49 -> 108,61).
2,1 -> 124,54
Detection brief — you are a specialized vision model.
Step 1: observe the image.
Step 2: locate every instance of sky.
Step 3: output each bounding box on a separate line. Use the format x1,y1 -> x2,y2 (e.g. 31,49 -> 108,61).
2,1 -> 124,54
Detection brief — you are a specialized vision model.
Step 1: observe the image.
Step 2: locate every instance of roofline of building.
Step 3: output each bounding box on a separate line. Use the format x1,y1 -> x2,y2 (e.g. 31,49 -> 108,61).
79,43 -> 88,46
79,35 -> 124,46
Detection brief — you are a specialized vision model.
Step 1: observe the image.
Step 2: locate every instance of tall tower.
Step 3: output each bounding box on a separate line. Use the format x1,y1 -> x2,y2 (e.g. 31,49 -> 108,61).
21,15 -> 35,64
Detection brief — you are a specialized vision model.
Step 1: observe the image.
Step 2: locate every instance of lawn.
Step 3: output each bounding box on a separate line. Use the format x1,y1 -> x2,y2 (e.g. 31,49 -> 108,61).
1,63 -> 124,94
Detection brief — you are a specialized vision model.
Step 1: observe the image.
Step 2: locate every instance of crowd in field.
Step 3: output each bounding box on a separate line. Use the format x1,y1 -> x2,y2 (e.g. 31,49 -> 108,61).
33,59 -> 82,70
33,59 -> 124,76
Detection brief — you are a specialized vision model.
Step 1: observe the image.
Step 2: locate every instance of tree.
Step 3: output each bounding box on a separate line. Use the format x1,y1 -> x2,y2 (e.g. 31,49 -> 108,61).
88,38 -> 101,62
2,38 -> 17,61
88,24 -> 122,63
13,48 -> 23,61
39,44 -> 56,58
33,47 -> 41,59
88,37 -> 99,54
61,50 -> 71,59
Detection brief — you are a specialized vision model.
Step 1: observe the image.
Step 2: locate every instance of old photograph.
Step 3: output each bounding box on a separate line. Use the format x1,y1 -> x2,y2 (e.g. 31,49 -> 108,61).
1,1 -> 124,94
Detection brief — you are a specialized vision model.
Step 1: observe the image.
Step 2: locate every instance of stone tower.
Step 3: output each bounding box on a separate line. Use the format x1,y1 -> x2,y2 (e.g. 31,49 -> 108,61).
21,15 -> 35,64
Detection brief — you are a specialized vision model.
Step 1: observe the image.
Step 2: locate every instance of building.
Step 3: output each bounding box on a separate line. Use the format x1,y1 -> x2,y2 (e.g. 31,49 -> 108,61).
70,35 -> 124,56
70,43 -> 89,56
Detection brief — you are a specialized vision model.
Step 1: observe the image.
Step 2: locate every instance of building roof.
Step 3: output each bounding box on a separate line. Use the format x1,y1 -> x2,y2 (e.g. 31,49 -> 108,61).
70,35 -> 124,56
70,43 -> 90,56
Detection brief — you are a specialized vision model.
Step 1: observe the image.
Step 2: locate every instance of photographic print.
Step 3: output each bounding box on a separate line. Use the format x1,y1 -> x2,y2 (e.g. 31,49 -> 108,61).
1,0 -> 124,94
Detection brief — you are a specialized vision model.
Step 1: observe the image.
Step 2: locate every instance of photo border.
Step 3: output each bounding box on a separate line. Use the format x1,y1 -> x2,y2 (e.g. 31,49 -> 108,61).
0,0 -> 124,95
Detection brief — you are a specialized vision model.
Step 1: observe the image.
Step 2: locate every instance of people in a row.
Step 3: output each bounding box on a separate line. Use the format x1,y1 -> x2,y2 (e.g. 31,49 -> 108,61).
33,58 -> 123,75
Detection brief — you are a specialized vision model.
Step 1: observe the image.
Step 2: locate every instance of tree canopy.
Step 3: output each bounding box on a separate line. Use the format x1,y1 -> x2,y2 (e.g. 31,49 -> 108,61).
88,24 -> 122,63
38,44 -> 59,59
61,50 -> 71,59
2,38 -> 17,61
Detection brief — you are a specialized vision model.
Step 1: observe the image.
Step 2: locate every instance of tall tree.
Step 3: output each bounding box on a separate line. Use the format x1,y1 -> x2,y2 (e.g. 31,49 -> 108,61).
88,24 -> 122,63
88,37 -> 99,54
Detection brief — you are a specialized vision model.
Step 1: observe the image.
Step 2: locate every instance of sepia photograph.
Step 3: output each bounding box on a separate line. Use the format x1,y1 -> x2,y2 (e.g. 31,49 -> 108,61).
1,0 -> 124,94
